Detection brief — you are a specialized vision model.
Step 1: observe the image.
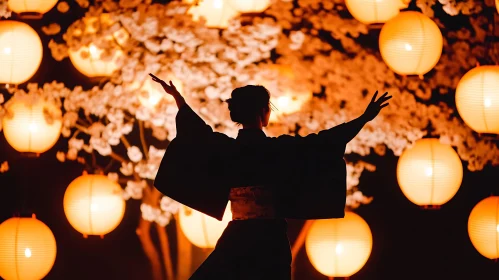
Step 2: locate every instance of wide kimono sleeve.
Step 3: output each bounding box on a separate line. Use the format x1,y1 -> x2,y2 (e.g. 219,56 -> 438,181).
271,122 -> 352,220
154,105 -> 234,221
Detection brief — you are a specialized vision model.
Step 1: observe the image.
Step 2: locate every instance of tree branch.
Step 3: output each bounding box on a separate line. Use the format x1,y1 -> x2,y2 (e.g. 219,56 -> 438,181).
139,120 -> 149,160
109,152 -> 127,163
75,124 -> 90,134
121,135 -> 131,149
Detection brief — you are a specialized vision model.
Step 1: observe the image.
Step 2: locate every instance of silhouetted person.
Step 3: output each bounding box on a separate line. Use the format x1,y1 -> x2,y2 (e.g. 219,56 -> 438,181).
151,74 -> 391,280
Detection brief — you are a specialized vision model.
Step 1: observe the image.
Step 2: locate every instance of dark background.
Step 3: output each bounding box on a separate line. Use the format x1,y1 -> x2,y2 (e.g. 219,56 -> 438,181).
1,1 -> 498,279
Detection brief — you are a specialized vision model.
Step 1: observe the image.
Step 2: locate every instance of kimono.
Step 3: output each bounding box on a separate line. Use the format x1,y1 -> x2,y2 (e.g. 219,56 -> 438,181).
154,104 -> 354,279
154,105 -> 350,221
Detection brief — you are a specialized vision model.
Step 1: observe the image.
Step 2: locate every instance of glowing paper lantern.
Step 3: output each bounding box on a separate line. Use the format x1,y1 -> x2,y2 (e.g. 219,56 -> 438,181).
379,11 -> 443,76
178,203 -> 232,248
137,76 -> 184,108
0,215 -> 57,280
7,0 -> 58,15
397,138 -> 463,206
68,44 -> 121,78
187,0 -> 240,29
63,174 -> 126,236
0,20 -> 43,85
305,212 -> 373,277
2,98 -> 62,153
497,0 -> 499,14
468,196 -> 499,260
455,66 -> 499,134
228,0 -> 271,13
345,0 -> 403,24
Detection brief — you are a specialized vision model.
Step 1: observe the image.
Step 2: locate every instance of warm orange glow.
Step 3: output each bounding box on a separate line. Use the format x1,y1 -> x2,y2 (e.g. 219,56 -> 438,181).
136,76 -> 184,108
497,0 -> 499,14
0,20 -> 43,85
379,11 -> 443,76
397,138 -> 463,206
468,196 -> 499,260
187,0 -> 240,29
305,212 -> 373,277
63,174 -> 126,236
345,0 -> 402,24
68,14 -> 126,78
0,216 -> 57,280
272,89 -> 310,115
68,44 -> 122,78
455,66 -> 499,134
261,65 -> 312,122
7,0 -> 58,15
178,203 -> 232,248
228,0 -> 271,13
2,98 -> 62,153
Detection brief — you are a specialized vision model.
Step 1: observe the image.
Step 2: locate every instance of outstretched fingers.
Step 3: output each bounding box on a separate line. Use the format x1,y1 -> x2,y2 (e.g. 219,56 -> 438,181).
169,80 -> 176,90
149,73 -> 166,85
371,90 -> 379,103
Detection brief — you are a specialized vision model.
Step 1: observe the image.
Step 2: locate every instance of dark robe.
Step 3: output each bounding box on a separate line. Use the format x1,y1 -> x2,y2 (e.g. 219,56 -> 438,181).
154,105 -> 352,221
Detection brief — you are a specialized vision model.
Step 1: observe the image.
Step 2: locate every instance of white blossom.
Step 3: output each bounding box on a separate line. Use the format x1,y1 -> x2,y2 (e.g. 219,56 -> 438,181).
160,196 -> 180,214
120,162 -> 134,176
123,180 -> 146,200
127,146 -> 143,162
140,203 -> 161,222
108,172 -> 119,182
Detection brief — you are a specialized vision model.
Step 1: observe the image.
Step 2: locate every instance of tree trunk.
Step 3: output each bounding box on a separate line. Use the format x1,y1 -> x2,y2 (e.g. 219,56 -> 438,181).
291,220 -> 314,280
137,218 -> 164,280
175,215 -> 193,280
156,223 -> 174,279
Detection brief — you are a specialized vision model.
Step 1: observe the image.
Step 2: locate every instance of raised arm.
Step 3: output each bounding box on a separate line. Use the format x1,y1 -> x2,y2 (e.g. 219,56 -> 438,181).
149,73 -> 212,138
340,90 -> 392,143
149,73 -> 186,109
275,90 -> 392,157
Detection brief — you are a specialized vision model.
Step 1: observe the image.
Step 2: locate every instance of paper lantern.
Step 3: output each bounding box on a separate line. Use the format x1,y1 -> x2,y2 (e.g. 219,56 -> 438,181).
0,215 -> 57,280
345,0 -> 403,24
187,0 -> 240,29
379,11 -> 443,76
137,76 -> 184,108
305,212 -> 373,277
64,174 -> 126,236
497,0 -> 499,14
468,196 -> 499,260
7,0 -> 58,15
68,44 -> 121,78
0,20 -> 43,85
228,0 -> 271,13
397,138 -> 463,206
455,66 -> 499,134
178,202 -> 232,248
2,98 -> 62,153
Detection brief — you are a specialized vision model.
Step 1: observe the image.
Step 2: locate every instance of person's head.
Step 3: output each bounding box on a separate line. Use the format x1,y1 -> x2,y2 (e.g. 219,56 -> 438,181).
226,85 -> 271,129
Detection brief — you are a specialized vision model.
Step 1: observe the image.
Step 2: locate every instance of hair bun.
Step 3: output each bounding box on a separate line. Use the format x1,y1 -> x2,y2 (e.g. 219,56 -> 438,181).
227,85 -> 270,124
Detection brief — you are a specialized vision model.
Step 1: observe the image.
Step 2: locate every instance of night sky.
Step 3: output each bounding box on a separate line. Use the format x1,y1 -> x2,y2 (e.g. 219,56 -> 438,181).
1,1 -> 498,280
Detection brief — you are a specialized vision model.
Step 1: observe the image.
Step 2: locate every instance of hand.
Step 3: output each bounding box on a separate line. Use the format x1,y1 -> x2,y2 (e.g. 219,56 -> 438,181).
362,91 -> 392,122
149,73 -> 180,96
